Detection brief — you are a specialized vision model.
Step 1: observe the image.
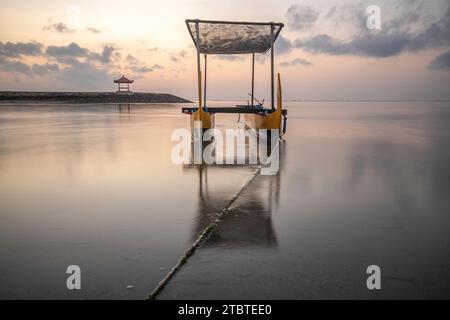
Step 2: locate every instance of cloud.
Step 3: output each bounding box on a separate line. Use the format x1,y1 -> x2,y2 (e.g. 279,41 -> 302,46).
286,5 -> 319,30
429,49 -> 450,70
45,42 -> 115,64
0,58 -> 61,77
326,2 -> 368,32
0,41 -> 121,87
141,40 -> 159,52
279,58 -> 312,67
170,49 -> 190,62
295,33 -> 412,58
130,65 -> 153,73
0,41 -> 43,58
294,5 -> 450,58
408,5 -> 450,50
89,45 -> 115,64
325,6 -> 337,19
43,22 -> 75,33
31,63 -> 60,75
48,49 -> 116,89
214,55 -> 244,61
87,27 -> 101,34
126,54 -> 139,65
0,42 -> 60,77
235,35 -> 291,64
58,59 -> 111,89
46,42 -> 90,59
253,35 -> 292,64
0,57 -> 32,75
0,40 -> 163,88
100,46 -> 114,64
275,35 -> 292,55
126,54 -> 162,73
178,50 -> 188,58
129,64 -> 163,73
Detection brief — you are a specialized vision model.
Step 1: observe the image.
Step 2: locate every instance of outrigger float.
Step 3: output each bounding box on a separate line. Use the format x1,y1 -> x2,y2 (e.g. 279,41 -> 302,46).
182,19 -> 288,134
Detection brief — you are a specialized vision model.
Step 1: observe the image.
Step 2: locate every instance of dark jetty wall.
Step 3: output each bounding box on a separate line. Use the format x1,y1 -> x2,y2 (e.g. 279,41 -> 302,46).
0,92 -> 192,103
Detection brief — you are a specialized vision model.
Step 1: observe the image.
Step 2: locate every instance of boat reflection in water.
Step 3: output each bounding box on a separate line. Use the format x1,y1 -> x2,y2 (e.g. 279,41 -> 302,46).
183,137 -> 286,248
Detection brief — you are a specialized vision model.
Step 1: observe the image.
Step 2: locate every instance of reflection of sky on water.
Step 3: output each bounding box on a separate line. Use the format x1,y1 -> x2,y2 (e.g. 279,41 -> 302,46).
188,164 -> 281,248
184,134 -> 286,248
0,101 -> 449,299
160,101 -> 450,299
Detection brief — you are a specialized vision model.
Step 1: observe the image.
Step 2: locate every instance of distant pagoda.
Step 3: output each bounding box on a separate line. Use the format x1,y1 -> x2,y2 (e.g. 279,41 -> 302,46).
114,75 -> 134,92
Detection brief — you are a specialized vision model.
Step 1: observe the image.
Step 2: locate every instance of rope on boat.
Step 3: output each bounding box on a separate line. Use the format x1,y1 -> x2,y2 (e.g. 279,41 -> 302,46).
145,164 -> 263,300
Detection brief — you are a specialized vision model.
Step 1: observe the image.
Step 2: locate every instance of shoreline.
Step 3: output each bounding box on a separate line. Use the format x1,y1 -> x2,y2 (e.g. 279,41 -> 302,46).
0,91 -> 192,103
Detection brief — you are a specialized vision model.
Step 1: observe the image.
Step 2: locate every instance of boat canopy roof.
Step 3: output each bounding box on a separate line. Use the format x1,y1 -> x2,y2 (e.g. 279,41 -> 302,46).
186,19 -> 284,54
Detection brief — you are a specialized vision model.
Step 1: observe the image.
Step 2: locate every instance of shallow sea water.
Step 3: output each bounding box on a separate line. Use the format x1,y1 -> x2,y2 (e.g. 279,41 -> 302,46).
0,101 -> 449,299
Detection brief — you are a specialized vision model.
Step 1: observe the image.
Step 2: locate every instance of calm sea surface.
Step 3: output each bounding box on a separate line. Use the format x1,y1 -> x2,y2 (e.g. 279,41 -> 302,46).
0,101 -> 449,299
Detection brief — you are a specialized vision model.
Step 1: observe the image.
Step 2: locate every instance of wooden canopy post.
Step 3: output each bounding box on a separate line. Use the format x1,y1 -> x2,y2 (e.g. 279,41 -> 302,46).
270,24 -> 275,111
204,54 -> 207,108
251,53 -> 255,106
196,22 -> 202,111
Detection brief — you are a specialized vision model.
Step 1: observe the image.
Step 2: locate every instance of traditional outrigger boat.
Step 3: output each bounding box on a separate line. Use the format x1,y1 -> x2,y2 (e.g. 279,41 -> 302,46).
182,19 -> 288,134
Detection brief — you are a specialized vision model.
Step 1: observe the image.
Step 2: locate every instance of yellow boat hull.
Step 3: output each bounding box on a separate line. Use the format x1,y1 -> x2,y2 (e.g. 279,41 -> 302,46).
188,73 -> 284,131
189,70 -> 215,130
243,109 -> 281,130
190,109 -> 215,130
244,73 -> 283,130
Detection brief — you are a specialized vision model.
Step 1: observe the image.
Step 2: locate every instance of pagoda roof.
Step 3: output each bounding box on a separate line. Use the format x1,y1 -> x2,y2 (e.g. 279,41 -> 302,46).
114,75 -> 134,83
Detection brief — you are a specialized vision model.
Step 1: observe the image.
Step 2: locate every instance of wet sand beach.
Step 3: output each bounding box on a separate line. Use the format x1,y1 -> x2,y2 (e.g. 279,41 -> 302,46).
0,101 -> 449,299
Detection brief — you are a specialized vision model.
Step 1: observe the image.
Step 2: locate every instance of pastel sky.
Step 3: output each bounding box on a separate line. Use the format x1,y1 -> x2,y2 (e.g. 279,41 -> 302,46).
1,0 -> 449,100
